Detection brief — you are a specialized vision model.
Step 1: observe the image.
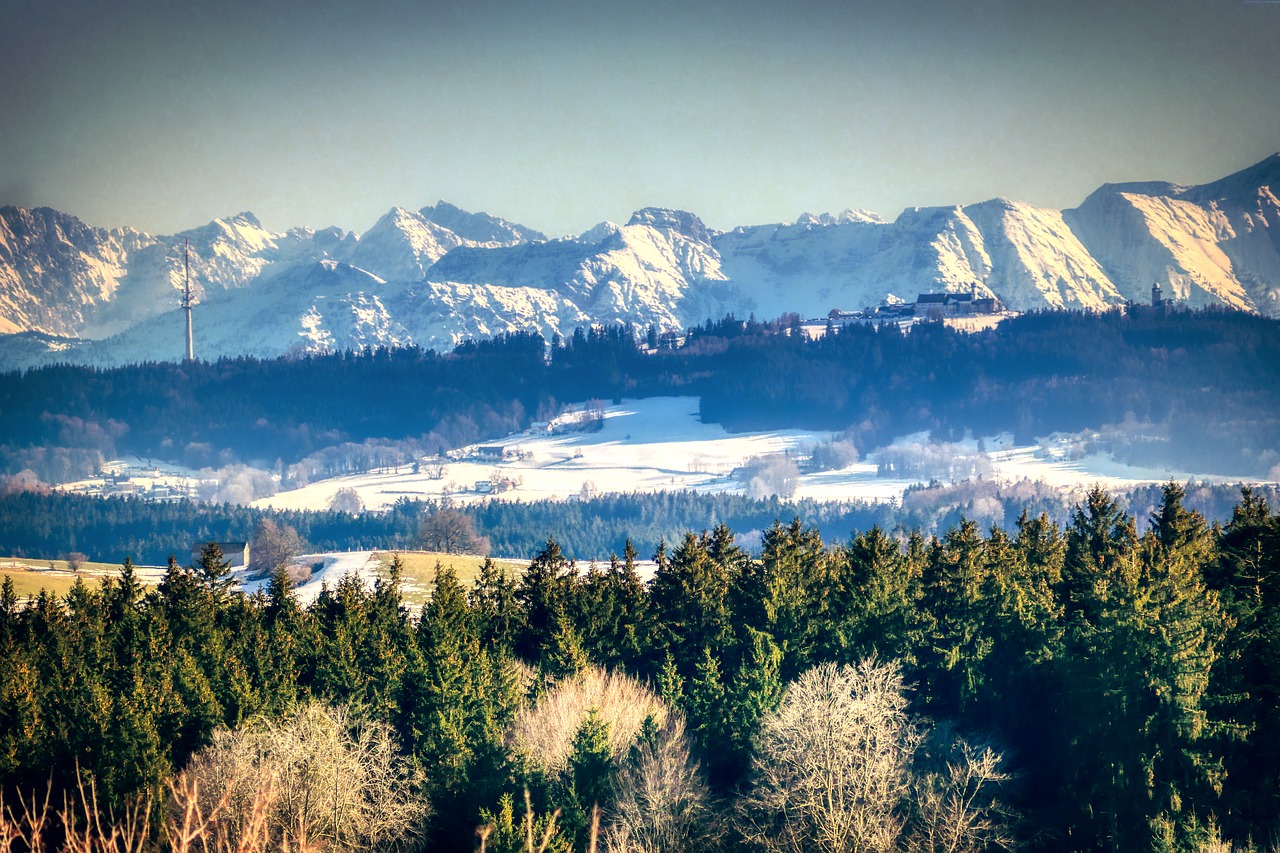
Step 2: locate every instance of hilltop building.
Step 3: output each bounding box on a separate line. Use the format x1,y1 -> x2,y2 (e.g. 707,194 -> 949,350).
1126,281 -> 1180,316
821,283 -> 1006,329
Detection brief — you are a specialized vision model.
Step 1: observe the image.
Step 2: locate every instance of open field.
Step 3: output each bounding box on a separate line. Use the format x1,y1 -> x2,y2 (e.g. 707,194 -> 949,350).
370,550 -> 527,605
1,550 -> 524,607
1,557 -> 165,600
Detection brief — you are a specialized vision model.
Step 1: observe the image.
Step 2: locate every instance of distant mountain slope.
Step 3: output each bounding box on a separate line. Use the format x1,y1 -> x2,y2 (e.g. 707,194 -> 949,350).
1064,154 -> 1280,314
2,155 -> 1279,368
0,206 -> 150,337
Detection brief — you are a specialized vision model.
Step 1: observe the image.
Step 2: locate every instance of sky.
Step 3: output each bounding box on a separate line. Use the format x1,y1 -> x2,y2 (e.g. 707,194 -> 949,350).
2,0 -> 1278,238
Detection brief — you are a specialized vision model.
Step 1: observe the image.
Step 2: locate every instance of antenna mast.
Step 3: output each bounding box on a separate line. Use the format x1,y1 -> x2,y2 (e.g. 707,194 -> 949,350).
182,238 -> 194,362
183,236 -> 194,361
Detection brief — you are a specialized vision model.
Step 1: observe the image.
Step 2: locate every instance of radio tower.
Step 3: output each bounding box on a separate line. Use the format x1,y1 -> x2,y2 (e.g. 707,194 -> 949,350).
182,238 -> 195,361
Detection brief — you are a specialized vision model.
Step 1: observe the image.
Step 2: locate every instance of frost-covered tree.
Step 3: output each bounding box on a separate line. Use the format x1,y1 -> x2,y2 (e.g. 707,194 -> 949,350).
328,486 -> 364,514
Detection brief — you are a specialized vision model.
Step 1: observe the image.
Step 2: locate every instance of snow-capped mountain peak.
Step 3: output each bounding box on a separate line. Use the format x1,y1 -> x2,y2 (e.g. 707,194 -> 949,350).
419,200 -> 546,245
626,208 -> 716,244
577,221 -> 623,246
794,209 -> 887,226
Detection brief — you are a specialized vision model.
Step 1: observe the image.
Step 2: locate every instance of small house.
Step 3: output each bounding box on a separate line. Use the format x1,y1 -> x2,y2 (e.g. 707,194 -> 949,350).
191,541 -> 250,569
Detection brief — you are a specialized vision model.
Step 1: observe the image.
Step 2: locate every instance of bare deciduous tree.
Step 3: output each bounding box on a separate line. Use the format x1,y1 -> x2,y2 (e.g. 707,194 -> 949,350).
177,702 -> 429,852
740,659 -> 918,853
739,659 -> 1014,853
509,667 -> 670,776
906,729 -> 1014,853
248,518 -> 305,577
417,506 -> 489,555
603,716 -> 719,853
507,666 -> 716,853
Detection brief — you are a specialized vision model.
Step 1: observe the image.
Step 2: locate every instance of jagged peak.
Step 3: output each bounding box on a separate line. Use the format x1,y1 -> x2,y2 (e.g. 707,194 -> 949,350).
1180,152 -> 1280,204
420,201 -> 546,244
223,211 -> 262,229
577,221 -> 622,245
423,200 -> 467,218
174,212 -> 275,245
626,207 -> 714,243
377,206 -> 422,223
361,207 -> 448,239
794,209 -> 886,226
2,204 -> 95,229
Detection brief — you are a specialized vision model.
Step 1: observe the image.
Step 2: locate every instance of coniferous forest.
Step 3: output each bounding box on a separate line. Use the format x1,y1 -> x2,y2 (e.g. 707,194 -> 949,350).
2,480 -> 1279,567
3,484 -> 1280,852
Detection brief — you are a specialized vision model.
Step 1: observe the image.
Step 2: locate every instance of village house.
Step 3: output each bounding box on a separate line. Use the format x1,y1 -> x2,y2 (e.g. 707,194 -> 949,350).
191,541 -> 250,569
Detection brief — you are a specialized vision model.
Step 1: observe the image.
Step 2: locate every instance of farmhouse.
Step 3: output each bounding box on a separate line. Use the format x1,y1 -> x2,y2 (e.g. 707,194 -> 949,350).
191,541 -> 250,569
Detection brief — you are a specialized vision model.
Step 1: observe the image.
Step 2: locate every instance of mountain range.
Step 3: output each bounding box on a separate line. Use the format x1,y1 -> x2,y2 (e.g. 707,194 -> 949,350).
1,155 -> 1278,369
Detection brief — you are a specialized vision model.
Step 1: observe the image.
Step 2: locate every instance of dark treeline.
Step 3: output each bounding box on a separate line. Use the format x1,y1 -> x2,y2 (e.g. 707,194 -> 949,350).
693,309 -> 1280,476
3,484 -> 1279,852
3,309 -> 1279,483
4,481 -> 1279,566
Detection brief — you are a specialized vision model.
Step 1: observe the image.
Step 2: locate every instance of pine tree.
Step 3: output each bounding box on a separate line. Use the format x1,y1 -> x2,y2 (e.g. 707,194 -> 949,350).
733,519 -> 828,680
471,557 -> 520,651
562,708 -> 615,843
516,539 -> 572,662
193,541 -> 237,598
649,531 -> 734,677
918,519 -> 996,719
1051,485 -> 1228,850
1210,489 -> 1280,838
402,563 -> 521,850
825,525 -> 920,665
683,646 -> 732,784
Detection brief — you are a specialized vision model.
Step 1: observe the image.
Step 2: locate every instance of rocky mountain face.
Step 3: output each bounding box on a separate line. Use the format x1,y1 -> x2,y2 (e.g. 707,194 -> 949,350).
1064,154 -> 1280,315
1,155 -> 1278,369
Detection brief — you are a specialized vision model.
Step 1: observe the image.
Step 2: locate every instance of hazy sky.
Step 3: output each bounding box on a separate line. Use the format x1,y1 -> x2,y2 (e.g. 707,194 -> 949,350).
2,0 -> 1278,238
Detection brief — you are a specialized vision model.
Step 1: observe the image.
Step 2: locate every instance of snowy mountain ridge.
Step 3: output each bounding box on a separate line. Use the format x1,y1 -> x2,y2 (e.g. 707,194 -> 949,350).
2,154 -> 1279,369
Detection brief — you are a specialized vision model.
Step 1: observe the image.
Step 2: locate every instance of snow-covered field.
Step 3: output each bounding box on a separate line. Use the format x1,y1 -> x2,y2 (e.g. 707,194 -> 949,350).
240,550 -> 381,606
253,396 -> 1269,513
256,397 -> 833,511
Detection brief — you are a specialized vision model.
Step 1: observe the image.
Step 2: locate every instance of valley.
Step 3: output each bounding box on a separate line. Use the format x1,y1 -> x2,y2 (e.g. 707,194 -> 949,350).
249,395 -> 1266,513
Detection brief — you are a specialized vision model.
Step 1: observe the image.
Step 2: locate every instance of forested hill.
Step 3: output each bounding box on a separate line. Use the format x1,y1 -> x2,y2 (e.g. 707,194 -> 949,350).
2,309 -> 1279,484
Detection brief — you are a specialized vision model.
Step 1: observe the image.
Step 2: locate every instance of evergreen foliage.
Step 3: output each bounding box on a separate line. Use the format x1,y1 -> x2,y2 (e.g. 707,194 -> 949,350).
1,487 -> 1279,850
